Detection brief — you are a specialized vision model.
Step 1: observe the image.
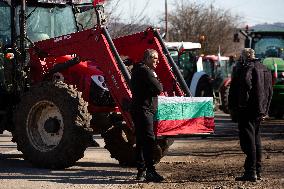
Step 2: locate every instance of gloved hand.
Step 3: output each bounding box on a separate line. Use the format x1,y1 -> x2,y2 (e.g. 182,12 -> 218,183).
261,115 -> 269,121
258,114 -> 269,122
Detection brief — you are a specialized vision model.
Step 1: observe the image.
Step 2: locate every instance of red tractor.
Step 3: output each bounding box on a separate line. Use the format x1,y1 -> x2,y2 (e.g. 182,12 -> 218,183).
0,0 -> 214,169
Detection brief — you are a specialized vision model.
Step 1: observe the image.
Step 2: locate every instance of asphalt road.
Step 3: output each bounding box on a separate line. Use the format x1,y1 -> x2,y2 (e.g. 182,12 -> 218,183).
0,111 -> 283,189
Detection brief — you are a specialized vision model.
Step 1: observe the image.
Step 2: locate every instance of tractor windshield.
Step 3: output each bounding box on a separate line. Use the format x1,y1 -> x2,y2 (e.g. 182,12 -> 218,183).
168,49 -> 179,64
74,3 -> 97,30
253,36 -> 284,59
0,1 -> 11,46
168,48 -> 199,80
178,50 -> 199,79
203,59 -> 232,79
16,5 -> 77,42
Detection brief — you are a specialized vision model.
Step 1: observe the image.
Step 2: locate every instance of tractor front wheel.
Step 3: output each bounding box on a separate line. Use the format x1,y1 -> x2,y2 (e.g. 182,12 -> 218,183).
13,82 -> 92,169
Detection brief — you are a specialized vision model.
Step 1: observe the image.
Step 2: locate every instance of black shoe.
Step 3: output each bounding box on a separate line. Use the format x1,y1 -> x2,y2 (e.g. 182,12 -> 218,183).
235,173 -> 257,182
88,136 -> 100,147
88,139 -> 100,147
136,169 -> 146,181
145,169 -> 164,182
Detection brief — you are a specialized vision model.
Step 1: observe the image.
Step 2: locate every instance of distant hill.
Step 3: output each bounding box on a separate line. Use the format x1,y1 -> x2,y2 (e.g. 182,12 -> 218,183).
252,23 -> 284,32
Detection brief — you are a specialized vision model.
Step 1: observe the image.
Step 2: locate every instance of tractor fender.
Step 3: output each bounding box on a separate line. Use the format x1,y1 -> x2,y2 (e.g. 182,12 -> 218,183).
220,77 -> 231,93
189,71 -> 206,96
223,78 -> 231,88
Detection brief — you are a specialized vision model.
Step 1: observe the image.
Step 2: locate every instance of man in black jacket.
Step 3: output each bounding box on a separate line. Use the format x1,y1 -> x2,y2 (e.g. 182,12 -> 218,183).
131,49 -> 164,182
229,48 -> 273,182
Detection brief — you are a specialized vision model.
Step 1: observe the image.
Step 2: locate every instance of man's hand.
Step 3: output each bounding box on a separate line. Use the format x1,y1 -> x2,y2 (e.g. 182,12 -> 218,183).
259,115 -> 269,122
160,92 -> 168,96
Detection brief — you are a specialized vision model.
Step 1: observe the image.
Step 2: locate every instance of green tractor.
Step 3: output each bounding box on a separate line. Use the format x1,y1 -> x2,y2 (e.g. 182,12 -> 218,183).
263,57 -> 284,118
235,27 -> 284,118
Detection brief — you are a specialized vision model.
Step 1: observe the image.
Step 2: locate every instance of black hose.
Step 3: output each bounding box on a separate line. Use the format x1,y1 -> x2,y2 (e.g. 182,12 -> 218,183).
101,27 -> 131,87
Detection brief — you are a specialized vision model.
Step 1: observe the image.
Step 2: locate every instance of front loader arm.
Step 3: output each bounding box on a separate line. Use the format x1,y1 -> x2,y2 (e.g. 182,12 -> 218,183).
31,27 -> 133,129
113,28 -> 189,97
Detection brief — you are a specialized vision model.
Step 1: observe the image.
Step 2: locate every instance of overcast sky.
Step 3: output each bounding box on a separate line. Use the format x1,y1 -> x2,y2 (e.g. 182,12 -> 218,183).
114,0 -> 284,26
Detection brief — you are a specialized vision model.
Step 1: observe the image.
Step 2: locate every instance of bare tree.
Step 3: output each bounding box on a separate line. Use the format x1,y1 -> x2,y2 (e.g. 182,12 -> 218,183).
167,1 -> 243,55
105,0 -> 152,38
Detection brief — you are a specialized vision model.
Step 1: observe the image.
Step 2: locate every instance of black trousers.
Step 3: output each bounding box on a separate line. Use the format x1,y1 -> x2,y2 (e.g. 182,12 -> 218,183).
131,108 -> 156,171
238,112 -> 262,174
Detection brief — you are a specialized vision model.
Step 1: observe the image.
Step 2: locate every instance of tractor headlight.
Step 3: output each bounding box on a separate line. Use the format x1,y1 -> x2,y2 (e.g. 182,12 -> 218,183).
91,75 -> 108,91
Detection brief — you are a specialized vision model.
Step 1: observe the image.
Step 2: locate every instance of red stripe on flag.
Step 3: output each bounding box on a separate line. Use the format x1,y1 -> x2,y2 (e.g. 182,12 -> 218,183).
154,117 -> 215,136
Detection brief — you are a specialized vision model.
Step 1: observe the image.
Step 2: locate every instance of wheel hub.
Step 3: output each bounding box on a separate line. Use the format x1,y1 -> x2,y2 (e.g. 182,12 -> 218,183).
27,101 -> 64,152
44,117 -> 61,133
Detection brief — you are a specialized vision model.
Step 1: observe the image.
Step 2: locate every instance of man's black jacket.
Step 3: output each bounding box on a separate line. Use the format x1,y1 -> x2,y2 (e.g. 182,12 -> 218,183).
131,63 -> 163,114
228,60 -> 273,119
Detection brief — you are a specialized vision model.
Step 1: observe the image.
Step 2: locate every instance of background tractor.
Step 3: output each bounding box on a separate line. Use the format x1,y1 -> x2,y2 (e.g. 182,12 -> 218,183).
202,55 -> 234,113
0,0 -> 214,169
234,27 -> 284,118
165,42 -> 213,97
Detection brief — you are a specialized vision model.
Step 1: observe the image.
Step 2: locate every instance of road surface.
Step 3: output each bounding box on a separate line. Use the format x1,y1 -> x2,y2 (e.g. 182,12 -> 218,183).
0,111 -> 283,189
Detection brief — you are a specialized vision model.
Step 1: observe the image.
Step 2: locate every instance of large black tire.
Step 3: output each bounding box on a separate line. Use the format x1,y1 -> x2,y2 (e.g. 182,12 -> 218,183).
195,75 -> 214,97
103,125 -> 136,166
13,81 -> 92,169
102,113 -> 172,167
221,84 -> 230,114
153,138 -> 174,164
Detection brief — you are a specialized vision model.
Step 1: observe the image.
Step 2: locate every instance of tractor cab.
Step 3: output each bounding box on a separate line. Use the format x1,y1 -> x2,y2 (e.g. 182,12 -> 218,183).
0,1 -> 11,46
0,0 -> 95,48
202,55 -> 232,89
235,28 -> 284,118
202,55 -> 233,113
250,31 -> 284,59
251,31 -> 284,87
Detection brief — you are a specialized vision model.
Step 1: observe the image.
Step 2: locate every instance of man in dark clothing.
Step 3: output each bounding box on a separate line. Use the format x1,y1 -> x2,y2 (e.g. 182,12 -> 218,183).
229,48 -> 273,182
131,49 -> 164,182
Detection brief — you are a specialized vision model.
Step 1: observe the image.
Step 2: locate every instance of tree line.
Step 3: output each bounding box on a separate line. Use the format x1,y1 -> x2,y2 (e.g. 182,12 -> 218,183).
104,0 -> 243,56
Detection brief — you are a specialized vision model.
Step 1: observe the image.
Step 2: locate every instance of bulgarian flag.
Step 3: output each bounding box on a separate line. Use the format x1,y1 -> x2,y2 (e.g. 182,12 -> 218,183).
154,96 -> 215,136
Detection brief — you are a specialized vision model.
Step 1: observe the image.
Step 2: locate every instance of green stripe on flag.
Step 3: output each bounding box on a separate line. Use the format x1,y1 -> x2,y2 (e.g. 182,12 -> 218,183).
155,97 -> 214,121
